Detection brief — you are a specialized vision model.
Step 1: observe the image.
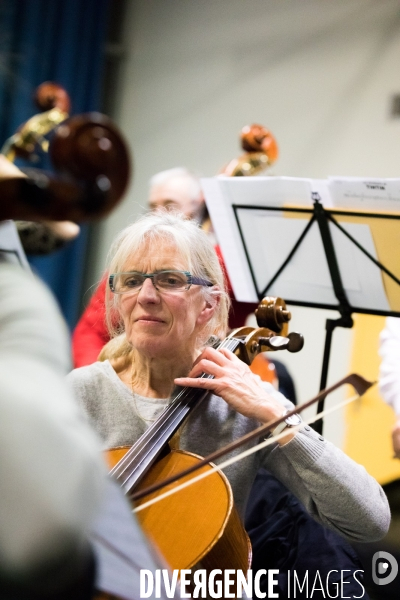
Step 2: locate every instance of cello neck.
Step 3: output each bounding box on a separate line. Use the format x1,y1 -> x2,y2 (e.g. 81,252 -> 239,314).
109,337 -> 242,495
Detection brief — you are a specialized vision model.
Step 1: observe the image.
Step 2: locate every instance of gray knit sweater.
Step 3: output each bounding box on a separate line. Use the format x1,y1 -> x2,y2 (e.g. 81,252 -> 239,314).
67,360 -> 390,542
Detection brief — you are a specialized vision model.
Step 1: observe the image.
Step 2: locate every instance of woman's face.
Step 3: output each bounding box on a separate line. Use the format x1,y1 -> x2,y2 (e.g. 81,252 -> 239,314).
118,240 -> 214,360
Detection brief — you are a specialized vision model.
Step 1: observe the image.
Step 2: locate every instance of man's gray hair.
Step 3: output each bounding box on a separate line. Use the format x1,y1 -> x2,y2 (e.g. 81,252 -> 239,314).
149,167 -> 203,201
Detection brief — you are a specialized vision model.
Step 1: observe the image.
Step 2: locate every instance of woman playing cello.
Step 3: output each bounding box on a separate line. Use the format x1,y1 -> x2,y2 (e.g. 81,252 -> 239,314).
68,211 -> 389,553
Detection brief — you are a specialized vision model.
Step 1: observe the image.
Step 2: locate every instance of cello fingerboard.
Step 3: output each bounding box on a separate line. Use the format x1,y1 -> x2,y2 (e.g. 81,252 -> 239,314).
110,337 -> 242,494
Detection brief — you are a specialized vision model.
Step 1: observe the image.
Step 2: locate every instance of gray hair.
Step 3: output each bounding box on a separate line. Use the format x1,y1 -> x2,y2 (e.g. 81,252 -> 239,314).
105,211 -> 230,351
149,167 -> 203,201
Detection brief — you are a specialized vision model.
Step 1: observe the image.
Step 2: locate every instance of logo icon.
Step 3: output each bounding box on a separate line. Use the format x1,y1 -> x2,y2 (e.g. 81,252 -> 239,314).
372,551 -> 398,586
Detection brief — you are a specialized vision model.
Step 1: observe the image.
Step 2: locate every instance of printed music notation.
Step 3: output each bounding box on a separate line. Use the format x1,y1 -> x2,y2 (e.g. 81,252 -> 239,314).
328,177 -> 400,212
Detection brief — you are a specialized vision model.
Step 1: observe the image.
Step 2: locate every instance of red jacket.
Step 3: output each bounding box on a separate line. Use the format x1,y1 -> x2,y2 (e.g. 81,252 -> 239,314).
72,277 -> 110,368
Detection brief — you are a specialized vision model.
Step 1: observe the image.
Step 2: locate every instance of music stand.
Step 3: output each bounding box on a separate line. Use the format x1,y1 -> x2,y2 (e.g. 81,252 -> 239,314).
0,220 -> 30,269
201,176 -> 400,434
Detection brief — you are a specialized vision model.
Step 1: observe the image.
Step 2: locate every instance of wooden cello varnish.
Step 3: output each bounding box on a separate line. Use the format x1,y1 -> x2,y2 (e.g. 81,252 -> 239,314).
106,447 -> 251,572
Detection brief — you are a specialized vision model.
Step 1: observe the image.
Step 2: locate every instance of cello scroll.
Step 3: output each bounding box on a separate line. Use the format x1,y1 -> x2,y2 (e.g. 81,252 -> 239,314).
230,296 -> 304,365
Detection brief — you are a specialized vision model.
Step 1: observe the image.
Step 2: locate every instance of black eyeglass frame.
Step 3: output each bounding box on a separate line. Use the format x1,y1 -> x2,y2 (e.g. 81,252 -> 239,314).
108,270 -> 214,294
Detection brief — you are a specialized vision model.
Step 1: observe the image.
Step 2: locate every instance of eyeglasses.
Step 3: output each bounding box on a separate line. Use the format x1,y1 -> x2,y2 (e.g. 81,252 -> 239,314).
109,270 -> 213,294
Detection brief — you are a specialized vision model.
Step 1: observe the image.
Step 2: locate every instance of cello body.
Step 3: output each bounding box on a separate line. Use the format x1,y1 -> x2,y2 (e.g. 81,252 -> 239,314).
106,447 -> 251,572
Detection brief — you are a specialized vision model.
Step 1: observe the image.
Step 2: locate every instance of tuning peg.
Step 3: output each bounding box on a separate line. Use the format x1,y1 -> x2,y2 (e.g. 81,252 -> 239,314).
258,332 -> 304,353
286,332 -> 304,352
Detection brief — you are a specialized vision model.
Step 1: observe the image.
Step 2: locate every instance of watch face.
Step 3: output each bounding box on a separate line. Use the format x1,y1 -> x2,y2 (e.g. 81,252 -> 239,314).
286,413 -> 302,426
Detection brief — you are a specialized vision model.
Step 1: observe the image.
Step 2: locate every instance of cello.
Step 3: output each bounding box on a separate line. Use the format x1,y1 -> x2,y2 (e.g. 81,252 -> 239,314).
103,297 -> 304,575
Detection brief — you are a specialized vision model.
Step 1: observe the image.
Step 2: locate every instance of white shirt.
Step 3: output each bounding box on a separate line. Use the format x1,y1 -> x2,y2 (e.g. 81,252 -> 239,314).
379,316 -> 400,415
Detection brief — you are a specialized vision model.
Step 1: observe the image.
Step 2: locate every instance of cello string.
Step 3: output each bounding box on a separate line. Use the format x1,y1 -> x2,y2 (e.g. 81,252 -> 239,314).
110,371 -> 209,471
111,386 -> 208,485
111,376 -> 213,479
131,392 -> 360,514
110,337 -> 240,484
113,337 -> 240,486
110,378 -> 203,477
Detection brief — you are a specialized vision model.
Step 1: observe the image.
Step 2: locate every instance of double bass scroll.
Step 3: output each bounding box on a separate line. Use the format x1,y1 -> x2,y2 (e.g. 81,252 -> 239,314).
220,123 -> 279,177
0,82 -> 131,223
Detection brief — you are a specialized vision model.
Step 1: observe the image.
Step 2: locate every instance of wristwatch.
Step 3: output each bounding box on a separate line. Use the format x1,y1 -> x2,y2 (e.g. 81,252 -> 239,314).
269,410 -> 302,437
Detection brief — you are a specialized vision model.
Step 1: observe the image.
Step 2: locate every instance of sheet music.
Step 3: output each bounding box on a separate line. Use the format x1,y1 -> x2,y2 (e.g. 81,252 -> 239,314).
201,177 -> 257,302
235,209 -> 389,310
91,478 -> 176,600
0,220 -> 30,269
216,175 -> 314,207
328,177 -> 400,212
235,210 -> 336,304
330,221 -> 390,311
201,176 -> 393,312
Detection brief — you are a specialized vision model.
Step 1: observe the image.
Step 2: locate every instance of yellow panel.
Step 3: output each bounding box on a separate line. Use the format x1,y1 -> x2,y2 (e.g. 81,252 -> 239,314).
344,314 -> 400,484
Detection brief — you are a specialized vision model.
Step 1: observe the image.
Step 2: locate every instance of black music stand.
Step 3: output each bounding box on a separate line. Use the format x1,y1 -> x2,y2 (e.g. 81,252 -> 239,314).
202,177 -> 400,435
